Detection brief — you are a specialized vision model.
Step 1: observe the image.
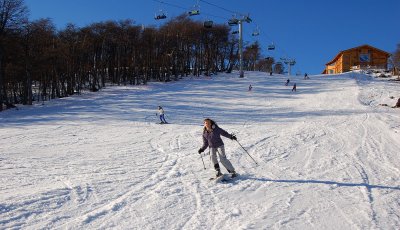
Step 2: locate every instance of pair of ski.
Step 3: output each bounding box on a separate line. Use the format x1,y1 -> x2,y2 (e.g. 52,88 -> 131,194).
209,174 -> 238,183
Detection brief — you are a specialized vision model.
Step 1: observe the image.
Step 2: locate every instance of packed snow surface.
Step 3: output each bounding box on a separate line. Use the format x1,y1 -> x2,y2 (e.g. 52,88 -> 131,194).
1,72 -> 399,229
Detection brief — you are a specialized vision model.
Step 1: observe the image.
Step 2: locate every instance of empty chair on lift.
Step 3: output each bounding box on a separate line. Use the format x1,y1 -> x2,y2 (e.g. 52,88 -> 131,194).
252,30 -> 260,36
204,20 -> 213,28
268,44 -> 275,50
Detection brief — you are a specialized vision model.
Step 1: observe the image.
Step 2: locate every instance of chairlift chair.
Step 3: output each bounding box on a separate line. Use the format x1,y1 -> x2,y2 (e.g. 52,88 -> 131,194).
244,16 -> 252,23
232,30 -> 239,34
189,0 -> 200,16
252,26 -> 260,36
188,9 -> 200,16
155,11 -> 167,20
204,20 -> 213,28
228,18 -> 239,26
268,43 -> 275,50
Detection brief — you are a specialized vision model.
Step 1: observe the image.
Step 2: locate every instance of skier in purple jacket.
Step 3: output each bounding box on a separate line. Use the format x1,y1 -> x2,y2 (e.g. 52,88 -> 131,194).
198,118 -> 237,178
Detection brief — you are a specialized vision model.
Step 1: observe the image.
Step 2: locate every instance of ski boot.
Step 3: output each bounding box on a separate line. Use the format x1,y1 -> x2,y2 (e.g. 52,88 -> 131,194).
228,170 -> 238,178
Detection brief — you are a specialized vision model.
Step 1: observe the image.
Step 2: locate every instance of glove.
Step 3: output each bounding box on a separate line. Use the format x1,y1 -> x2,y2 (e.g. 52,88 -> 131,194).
230,134 -> 237,141
198,148 -> 204,154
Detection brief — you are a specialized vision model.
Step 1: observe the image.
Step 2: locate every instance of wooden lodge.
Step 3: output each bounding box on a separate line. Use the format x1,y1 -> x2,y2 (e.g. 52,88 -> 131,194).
323,44 -> 390,74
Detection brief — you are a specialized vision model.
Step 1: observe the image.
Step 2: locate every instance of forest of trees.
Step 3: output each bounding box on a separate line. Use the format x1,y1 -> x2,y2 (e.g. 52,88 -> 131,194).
0,0 -> 279,111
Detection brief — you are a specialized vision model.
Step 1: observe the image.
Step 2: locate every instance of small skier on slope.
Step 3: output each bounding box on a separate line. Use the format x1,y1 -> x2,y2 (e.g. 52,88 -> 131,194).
292,83 -> 297,92
156,106 -> 168,124
198,118 -> 237,178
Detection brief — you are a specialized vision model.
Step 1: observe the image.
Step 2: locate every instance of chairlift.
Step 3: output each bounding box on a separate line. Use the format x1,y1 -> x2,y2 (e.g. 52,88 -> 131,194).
228,17 -> 239,26
204,20 -> 213,28
252,26 -> 260,36
188,9 -> 200,16
189,0 -> 200,16
244,15 -> 252,23
268,43 -> 275,50
232,30 -> 239,34
155,10 -> 167,20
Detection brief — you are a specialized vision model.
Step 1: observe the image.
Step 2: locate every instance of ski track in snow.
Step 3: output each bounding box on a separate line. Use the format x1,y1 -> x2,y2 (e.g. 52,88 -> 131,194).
1,72 -> 400,229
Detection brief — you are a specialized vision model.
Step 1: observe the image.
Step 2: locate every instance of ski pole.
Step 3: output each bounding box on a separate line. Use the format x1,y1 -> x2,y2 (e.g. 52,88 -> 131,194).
209,148 -> 211,167
235,140 -> 258,165
200,153 -> 206,170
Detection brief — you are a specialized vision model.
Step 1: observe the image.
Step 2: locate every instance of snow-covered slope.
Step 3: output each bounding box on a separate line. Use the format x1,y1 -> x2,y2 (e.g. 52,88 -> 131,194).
1,72 -> 399,229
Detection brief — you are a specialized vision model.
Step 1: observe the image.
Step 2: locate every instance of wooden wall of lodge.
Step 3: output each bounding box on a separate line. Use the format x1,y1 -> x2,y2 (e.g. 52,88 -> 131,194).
327,48 -> 388,74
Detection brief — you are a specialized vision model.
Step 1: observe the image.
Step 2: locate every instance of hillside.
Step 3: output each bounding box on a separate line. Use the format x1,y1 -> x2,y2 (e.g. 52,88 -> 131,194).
1,72 -> 399,229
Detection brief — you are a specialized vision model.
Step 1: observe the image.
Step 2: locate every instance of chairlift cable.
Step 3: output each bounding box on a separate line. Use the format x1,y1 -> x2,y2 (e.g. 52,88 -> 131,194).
201,12 -> 228,20
152,0 -> 187,11
199,0 -> 244,17
153,0 -> 229,20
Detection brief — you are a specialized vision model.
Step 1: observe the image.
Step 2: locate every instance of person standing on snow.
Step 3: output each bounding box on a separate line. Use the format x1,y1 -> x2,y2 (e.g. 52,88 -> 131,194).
285,79 -> 290,86
292,83 -> 297,92
198,118 -> 237,178
157,106 -> 168,124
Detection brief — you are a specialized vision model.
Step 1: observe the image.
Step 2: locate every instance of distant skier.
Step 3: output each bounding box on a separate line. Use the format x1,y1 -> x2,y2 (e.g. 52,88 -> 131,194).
248,84 -> 253,91
157,106 -> 168,124
304,73 -> 309,79
292,83 -> 297,92
198,118 -> 237,178
285,79 -> 290,86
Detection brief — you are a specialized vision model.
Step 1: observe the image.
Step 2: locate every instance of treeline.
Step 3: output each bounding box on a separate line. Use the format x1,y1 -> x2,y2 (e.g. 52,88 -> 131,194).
0,0 -> 276,111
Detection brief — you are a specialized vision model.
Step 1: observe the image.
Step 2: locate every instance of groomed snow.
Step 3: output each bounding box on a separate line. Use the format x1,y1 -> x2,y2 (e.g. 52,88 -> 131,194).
1,71 -> 399,229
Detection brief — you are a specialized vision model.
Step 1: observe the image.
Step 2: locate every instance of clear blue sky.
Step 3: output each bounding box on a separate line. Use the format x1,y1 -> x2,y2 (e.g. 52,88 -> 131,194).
24,0 -> 400,75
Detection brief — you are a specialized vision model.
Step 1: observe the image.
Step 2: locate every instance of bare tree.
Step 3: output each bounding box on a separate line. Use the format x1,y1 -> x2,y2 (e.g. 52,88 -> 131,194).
0,0 -> 28,110
256,57 -> 275,72
391,43 -> 400,77
274,62 -> 284,74
243,41 -> 261,71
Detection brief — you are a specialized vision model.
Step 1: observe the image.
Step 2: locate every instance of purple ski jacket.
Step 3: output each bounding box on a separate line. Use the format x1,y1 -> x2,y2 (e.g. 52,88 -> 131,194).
200,126 -> 232,151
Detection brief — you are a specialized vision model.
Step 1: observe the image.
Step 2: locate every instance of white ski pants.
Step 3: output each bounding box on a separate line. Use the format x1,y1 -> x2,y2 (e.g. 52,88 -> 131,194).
210,145 -> 235,173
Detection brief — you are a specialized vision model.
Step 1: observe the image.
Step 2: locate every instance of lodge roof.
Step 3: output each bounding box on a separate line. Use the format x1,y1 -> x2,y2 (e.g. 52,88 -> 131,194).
325,44 -> 391,65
